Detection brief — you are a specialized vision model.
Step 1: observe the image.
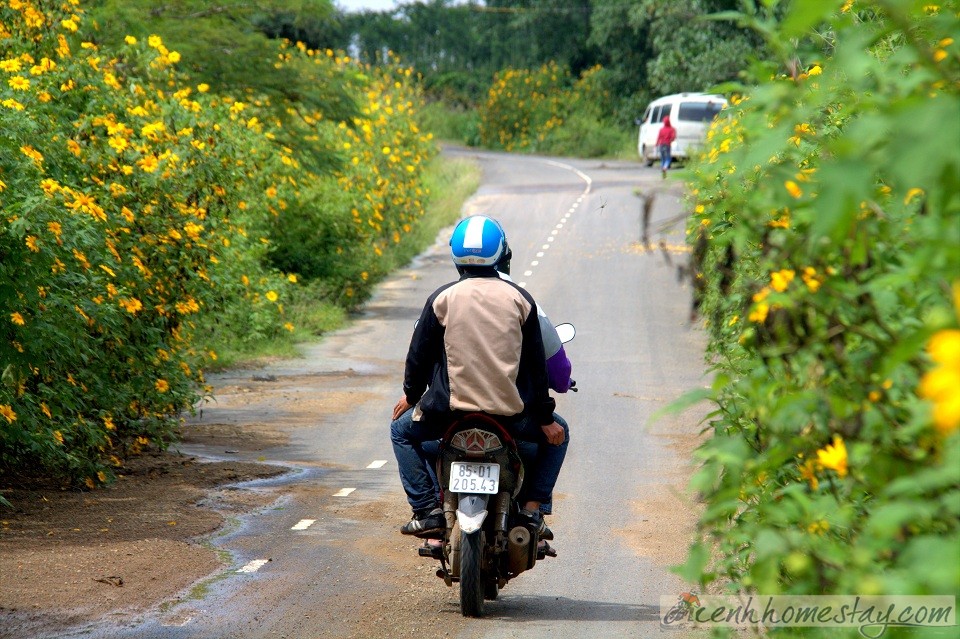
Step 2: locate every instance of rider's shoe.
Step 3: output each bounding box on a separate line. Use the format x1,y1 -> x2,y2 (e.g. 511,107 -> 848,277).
540,522 -> 554,541
517,508 -> 553,540
400,507 -> 445,538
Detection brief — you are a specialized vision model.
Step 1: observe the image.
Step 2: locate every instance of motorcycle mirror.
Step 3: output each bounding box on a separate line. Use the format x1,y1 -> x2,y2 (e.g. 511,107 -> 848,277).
555,323 -> 576,344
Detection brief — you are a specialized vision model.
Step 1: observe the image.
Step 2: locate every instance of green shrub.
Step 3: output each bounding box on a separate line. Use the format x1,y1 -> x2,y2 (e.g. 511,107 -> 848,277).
478,62 -> 572,152
418,100 -> 480,145
0,3 -> 440,488
478,62 -> 633,158
0,3 -> 294,485
542,112 -> 629,158
682,0 -> 959,611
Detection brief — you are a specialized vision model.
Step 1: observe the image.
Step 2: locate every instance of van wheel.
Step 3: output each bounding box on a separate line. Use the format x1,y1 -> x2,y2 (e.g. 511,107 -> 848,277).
641,145 -> 654,167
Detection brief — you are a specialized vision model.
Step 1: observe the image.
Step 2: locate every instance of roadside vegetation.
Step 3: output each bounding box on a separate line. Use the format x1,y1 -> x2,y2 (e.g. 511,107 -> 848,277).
684,0 -> 958,610
3,0 -> 956,610
300,0 -> 766,159
0,0 -> 468,491
8,0 -> 716,489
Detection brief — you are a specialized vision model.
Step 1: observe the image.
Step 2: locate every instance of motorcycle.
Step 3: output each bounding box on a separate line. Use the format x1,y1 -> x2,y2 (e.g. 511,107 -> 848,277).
417,323 -> 576,617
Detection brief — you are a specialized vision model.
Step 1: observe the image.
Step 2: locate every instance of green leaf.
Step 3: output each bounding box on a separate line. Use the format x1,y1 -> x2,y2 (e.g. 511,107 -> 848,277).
779,0 -> 840,38
704,10 -> 748,23
651,387 -> 714,423
864,502 -> 926,538
1,365 -> 16,387
754,529 -> 788,560
673,540 -> 711,584
897,536 -> 960,592
810,159 -> 874,240
879,327 -> 932,377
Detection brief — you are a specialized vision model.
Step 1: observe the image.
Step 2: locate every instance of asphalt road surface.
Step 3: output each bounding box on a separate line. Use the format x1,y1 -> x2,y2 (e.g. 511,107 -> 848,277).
68,149 -> 710,639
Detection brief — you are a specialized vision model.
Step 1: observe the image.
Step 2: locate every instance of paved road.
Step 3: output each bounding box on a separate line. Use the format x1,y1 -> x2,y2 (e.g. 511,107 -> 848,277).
69,150 -> 709,639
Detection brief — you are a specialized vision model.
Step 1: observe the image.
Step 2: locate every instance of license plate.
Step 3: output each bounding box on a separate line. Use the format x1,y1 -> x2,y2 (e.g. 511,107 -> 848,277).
449,461 -> 500,494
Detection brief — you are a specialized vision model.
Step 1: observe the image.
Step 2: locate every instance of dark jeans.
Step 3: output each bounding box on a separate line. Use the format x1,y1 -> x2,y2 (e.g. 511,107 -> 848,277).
390,409 -> 569,513
658,143 -> 672,170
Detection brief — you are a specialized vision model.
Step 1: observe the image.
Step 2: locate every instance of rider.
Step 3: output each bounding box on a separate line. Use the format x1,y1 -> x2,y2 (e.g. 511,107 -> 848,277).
494,241 -> 573,397
417,237 -> 574,527
390,215 -> 569,539
494,239 -> 573,521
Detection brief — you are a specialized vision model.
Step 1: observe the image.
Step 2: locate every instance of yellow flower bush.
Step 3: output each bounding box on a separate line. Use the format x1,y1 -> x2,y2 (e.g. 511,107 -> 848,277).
479,63 -> 570,152
682,0 -> 960,604
264,48 -> 436,303
0,1 -> 290,484
477,63 -> 615,157
0,1 -> 439,488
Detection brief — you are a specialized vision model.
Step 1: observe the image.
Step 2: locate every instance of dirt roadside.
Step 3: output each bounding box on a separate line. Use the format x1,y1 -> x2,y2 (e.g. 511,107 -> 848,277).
0,435 -> 288,634
0,367 -> 344,635
0,366 -> 476,639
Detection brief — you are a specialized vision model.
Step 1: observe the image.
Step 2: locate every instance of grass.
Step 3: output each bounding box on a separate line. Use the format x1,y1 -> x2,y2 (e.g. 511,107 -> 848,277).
205,286 -> 347,370
203,153 -> 481,370
407,154 -> 482,249
418,101 -> 480,146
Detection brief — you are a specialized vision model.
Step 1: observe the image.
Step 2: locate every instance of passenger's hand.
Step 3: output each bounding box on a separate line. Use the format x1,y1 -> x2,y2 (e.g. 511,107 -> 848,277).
541,421 -> 564,446
392,397 -> 412,421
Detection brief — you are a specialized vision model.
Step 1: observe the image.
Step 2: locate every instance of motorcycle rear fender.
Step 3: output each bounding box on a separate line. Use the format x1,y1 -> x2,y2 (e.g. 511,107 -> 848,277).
456,494 -> 489,534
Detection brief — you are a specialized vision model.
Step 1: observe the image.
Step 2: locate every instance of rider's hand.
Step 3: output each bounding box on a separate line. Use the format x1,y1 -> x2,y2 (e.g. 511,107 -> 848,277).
541,421 -> 565,446
392,397 -> 412,421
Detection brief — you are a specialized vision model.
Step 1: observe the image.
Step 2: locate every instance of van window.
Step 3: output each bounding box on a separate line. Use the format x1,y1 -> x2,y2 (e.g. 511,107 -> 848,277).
677,101 -> 724,122
652,104 -> 669,123
641,107 -> 651,123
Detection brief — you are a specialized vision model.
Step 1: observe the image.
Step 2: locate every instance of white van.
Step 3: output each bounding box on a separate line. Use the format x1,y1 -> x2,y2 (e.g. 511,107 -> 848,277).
637,93 -> 727,166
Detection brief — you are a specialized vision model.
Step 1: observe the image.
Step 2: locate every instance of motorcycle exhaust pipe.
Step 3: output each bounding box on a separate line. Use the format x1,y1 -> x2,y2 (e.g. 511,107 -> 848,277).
494,492 -> 510,533
507,526 -> 534,575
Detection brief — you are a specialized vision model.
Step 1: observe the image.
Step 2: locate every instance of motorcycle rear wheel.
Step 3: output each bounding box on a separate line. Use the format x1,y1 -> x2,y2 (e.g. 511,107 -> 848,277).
459,530 -> 485,617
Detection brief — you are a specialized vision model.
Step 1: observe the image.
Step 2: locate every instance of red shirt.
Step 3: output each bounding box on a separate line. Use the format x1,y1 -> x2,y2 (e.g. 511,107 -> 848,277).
656,116 -> 677,146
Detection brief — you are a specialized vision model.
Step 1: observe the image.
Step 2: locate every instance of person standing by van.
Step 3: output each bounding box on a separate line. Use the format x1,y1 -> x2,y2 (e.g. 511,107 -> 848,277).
656,115 -> 677,178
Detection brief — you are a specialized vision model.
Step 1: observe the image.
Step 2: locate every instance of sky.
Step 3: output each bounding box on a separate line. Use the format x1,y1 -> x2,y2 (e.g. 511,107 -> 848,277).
337,1 -> 470,13
337,0 -> 400,13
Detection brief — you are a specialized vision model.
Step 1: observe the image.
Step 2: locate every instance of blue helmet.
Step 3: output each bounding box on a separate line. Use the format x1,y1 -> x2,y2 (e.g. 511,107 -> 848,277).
450,215 -> 507,267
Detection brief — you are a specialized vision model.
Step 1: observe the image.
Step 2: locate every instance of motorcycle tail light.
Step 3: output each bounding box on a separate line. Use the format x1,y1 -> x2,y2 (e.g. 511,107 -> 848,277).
449,428 -> 503,455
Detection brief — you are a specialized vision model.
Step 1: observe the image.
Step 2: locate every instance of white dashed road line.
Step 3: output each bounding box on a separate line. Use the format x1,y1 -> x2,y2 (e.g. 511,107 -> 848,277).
291,519 -> 316,531
237,559 -> 270,574
332,488 -> 356,497
366,459 -> 388,469
518,160 -> 592,289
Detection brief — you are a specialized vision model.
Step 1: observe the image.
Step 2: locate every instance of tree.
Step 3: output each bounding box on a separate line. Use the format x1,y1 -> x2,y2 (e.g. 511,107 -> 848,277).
341,1 -> 599,104
589,0 -> 760,122
588,0 -> 654,121
482,0 -> 594,74
640,0 -> 761,96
